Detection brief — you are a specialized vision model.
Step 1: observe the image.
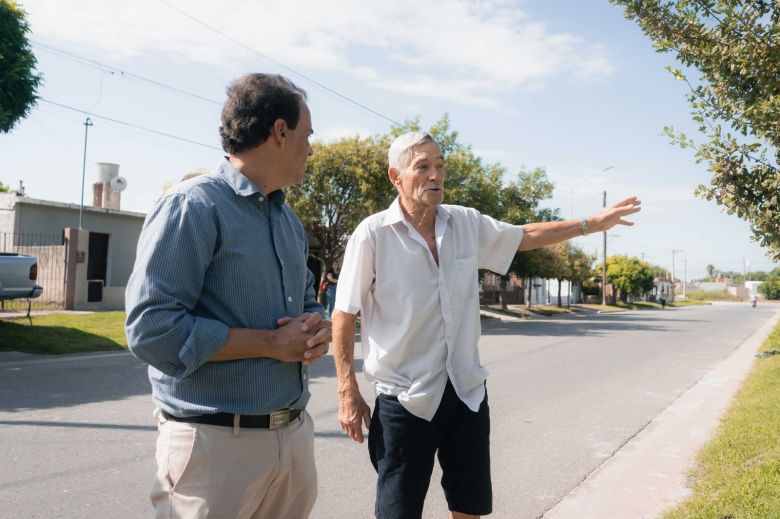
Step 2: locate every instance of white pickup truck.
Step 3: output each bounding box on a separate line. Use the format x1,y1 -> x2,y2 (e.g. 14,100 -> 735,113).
0,253 -> 43,301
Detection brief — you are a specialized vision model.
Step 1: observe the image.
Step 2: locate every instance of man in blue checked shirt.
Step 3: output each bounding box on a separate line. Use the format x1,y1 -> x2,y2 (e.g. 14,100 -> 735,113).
126,73 -> 330,519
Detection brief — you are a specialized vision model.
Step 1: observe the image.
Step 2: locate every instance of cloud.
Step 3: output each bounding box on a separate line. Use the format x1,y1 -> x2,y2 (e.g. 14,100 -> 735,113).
313,125 -> 375,142
23,0 -> 614,108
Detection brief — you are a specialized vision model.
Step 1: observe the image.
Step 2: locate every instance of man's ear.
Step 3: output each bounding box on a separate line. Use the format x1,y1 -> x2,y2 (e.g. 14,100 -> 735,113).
388,166 -> 401,187
271,118 -> 287,145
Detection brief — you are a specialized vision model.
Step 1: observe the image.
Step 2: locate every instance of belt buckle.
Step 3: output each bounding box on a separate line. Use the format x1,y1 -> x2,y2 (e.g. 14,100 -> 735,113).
269,409 -> 291,430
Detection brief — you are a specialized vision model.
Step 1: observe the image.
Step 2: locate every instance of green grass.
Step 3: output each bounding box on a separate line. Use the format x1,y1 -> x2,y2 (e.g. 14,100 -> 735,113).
669,299 -> 710,307
577,303 -> 628,313
660,321 -> 780,519
525,304 -> 574,316
0,311 -> 127,355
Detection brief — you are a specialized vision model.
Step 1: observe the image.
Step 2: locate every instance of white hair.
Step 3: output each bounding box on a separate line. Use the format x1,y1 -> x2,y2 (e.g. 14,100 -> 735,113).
387,132 -> 441,170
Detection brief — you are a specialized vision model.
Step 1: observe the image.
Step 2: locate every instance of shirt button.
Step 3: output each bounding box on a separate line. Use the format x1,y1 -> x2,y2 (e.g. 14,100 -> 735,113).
287,296 -> 292,302
258,195 -> 265,202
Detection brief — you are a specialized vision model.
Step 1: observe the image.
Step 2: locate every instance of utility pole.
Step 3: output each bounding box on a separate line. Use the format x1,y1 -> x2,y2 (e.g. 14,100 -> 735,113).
683,257 -> 687,300
79,117 -> 93,230
672,249 -> 683,300
602,190 -> 607,305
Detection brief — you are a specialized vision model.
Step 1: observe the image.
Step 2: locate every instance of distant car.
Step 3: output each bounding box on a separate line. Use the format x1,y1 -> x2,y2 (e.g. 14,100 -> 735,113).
0,253 -> 43,301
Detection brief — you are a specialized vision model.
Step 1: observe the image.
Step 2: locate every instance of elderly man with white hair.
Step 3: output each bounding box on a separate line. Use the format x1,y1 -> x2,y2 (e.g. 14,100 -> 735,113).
331,131 -> 641,519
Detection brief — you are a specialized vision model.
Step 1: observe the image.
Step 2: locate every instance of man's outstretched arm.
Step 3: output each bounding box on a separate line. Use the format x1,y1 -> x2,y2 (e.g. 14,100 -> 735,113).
332,309 -> 371,443
519,196 -> 641,251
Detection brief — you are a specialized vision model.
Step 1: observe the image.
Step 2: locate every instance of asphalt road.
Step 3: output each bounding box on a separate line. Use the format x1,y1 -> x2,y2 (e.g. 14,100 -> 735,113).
0,303 -> 774,518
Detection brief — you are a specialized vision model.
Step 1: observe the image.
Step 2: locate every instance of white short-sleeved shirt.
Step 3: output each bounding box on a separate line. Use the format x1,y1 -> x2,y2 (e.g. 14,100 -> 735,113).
335,198 -> 523,421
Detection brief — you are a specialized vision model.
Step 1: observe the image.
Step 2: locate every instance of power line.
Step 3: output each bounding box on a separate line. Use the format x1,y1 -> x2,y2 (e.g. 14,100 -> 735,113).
32,41 -> 223,106
157,0 -> 399,126
39,99 -> 222,151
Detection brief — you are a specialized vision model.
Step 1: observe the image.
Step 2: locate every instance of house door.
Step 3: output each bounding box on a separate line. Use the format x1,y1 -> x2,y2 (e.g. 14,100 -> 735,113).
87,232 -> 109,302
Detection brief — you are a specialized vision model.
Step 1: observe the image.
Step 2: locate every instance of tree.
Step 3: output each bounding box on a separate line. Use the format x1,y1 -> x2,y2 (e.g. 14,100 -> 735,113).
759,275 -> 780,300
565,244 -> 596,306
611,1 -> 780,260
0,0 -> 42,133
512,246 -> 559,308
286,135 -> 387,270
498,167 -> 560,308
0,181 -> 10,193
705,263 -> 715,280
604,255 -> 655,302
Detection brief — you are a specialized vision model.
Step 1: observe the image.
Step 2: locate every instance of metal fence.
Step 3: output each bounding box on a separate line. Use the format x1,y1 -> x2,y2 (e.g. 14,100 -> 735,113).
0,232 -> 67,311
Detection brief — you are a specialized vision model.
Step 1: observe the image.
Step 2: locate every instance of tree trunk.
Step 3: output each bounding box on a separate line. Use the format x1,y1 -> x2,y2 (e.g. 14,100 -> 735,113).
527,278 -> 532,308
557,278 -> 563,307
499,275 -> 508,310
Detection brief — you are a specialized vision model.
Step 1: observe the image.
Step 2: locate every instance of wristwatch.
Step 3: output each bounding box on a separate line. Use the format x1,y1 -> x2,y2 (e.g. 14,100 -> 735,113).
579,217 -> 589,236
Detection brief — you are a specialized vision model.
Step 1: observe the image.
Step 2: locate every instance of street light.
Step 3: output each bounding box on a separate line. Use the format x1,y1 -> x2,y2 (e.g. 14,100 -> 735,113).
672,249 -> 683,301
569,166 -> 614,219
79,117 -> 93,230
566,166 -> 613,306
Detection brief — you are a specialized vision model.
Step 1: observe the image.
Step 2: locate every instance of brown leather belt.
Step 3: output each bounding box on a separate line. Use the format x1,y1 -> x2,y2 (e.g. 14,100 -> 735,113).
162,408 -> 301,430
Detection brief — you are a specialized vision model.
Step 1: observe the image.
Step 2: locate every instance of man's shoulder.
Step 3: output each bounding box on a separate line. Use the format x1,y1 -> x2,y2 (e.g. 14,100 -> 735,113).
165,174 -> 225,201
358,208 -> 392,230
441,204 -> 481,221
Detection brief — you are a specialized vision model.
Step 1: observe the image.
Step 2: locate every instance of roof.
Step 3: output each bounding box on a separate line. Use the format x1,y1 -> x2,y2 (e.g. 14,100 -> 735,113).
0,193 -> 146,219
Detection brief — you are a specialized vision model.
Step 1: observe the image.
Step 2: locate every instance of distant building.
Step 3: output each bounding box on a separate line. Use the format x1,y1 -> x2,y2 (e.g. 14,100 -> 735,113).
0,164 -> 145,310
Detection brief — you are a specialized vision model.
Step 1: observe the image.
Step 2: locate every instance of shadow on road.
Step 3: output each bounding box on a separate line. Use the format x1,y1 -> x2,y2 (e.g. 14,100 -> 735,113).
0,420 -> 155,431
0,354 -> 150,413
480,313 -> 705,338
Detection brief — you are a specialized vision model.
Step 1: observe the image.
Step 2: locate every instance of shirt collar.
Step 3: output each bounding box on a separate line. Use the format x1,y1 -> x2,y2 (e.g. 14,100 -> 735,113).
218,158 -> 286,204
382,197 -> 452,227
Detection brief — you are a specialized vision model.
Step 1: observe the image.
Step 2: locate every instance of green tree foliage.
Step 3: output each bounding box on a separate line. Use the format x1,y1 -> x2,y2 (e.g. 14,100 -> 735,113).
498,167 -> 560,308
759,275 -> 780,299
559,243 -> 596,306
0,181 -> 10,193
287,114 -> 509,272
611,1 -> 780,260
0,0 -> 42,133
512,246 -> 560,308
286,135 -> 387,268
604,255 -> 655,302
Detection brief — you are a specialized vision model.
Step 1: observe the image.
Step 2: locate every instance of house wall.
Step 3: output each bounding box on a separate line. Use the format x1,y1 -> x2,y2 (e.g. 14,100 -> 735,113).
3,198 -> 144,287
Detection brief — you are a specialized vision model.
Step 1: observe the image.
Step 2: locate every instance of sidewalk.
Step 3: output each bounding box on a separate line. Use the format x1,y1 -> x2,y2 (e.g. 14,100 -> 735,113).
543,308 -> 780,519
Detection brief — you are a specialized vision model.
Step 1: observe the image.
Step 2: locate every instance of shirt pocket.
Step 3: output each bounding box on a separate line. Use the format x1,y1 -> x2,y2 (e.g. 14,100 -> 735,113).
453,256 -> 478,299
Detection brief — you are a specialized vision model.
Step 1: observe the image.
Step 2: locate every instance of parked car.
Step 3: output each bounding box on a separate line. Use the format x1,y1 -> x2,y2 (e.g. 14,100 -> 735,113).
0,253 -> 43,301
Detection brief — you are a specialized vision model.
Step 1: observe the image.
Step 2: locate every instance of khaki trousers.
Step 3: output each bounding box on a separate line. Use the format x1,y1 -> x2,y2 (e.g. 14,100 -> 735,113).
151,409 -> 317,519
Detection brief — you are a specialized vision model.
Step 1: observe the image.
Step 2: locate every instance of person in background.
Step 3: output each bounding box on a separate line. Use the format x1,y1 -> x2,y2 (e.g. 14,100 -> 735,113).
326,260 -> 340,317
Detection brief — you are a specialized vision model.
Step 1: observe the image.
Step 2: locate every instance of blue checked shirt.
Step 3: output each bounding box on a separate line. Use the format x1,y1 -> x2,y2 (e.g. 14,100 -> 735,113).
125,159 -> 324,417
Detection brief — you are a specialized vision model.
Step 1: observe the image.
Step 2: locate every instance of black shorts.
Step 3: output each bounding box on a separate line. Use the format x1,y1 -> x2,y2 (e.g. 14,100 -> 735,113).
368,379 -> 491,519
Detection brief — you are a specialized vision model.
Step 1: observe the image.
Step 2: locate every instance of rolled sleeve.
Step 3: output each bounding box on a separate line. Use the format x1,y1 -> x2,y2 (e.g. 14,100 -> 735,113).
477,213 -> 524,275
125,193 -> 229,379
335,222 -> 375,315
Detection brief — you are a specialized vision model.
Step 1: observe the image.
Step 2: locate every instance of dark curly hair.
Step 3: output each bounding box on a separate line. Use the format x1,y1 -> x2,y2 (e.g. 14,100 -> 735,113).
219,74 -> 308,154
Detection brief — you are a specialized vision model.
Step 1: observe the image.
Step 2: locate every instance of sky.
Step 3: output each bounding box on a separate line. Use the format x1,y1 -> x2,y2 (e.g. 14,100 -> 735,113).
2,0 -> 777,280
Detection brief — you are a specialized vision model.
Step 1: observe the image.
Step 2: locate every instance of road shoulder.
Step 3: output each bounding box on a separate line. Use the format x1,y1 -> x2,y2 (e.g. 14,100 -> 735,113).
543,308 -> 780,519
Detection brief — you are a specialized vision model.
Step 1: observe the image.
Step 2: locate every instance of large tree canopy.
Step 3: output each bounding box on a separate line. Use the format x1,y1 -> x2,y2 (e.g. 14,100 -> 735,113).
0,0 -> 42,133
611,1 -> 780,260
286,115 -> 509,269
